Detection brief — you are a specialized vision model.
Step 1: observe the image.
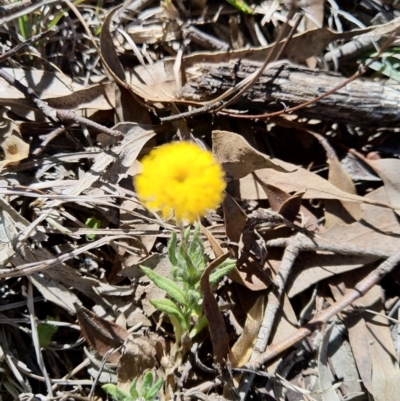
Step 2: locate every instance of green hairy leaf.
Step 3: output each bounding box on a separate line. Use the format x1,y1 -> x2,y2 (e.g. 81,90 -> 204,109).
140,266 -> 186,305
167,231 -> 178,266
102,384 -> 130,401
150,298 -> 188,331
140,371 -> 154,397
144,378 -> 164,399
129,378 -> 139,399
209,260 -> 236,285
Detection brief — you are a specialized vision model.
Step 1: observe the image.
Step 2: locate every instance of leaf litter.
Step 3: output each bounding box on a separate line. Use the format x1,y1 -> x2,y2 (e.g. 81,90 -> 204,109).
2,1 -> 400,400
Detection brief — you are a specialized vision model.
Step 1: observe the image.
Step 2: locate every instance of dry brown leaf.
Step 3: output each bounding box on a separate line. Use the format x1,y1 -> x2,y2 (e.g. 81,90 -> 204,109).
252,176 -> 318,227
311,133 -> 363,226
28,274 -> 79,315
119,201 -> 159,256
100,7 -> 151,124
101,123 -> 157,185
200,253 -> 230,363
328,324 -> 364,397
75,304 -> 130,364
236,163 -> 399,212
100,6 -> 126,84
223,193 -> 247,245
304,0 -> 325,68
230,291 -> 264,368
212,130 -> 290,180
288,187 -> 400,297
330,275 -> 400,400
343,311 -> 373,395
200,224 -> 224,258
0,68 -> 114,120
317,322 -> 341,401
366,159 -> 400,215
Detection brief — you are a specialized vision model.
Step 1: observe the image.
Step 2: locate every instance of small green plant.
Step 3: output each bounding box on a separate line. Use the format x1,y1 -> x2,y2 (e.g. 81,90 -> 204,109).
225,0 -> 253,14
37,316 -> 59,347
85,216 -> 101,240
362,47 -> 400,82
102,371 -> 163,401
140,225 -> 235,343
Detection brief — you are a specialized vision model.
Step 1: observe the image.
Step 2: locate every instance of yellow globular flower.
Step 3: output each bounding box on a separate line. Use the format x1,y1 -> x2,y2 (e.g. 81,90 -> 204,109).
134,141 -> 226,223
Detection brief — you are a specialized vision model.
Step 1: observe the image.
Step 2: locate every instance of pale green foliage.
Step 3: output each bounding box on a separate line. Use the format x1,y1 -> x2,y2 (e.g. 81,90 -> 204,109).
140,225 -> 236,342
102,371 -> 163,401
362,47 -> 400,82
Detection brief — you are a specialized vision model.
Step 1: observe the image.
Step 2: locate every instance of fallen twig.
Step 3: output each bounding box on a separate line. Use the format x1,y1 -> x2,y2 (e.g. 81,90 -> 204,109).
239,231 -> 396,398
0,68 -> 123,138
239,232 -> 303,398
243,248 -> 400,370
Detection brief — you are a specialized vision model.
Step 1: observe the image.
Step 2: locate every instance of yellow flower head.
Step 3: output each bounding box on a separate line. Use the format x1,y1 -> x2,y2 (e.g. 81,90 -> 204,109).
134,141 -> 226,223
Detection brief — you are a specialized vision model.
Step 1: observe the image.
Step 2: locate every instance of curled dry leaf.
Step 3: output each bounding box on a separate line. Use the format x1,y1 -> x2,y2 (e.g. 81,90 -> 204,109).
75,303 -> 130,364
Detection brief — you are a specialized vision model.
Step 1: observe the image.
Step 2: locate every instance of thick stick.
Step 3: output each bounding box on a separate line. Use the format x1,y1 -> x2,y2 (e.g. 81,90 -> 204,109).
182,60 -> 399,127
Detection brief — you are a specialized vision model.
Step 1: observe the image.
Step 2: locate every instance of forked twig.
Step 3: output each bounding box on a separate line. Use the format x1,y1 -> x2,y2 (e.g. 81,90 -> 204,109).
239,232 -> 400,398
244,248 -> 400,370
239,232 -> 303,398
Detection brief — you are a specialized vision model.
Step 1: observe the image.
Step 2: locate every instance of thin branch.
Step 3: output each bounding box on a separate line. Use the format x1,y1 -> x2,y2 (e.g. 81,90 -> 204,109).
159,101 -> 224,122
244,248 -> 400,370
221,20 -> 399,120
215,10 -> 302,112
0,28 -> 57,63
239,232 -> 303,399
33,124 -> 72,155
0,68 -> 123,138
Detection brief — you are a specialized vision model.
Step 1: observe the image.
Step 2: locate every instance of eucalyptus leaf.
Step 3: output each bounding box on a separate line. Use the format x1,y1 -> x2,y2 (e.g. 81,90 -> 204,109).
367,60 -> 400,82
